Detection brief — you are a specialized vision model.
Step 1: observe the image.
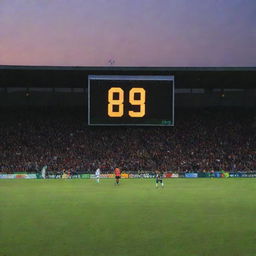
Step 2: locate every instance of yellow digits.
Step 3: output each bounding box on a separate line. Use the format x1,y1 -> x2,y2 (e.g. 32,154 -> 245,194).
108,87 -> 146,117
128,88 -> 146,117
108,87 -> 124,117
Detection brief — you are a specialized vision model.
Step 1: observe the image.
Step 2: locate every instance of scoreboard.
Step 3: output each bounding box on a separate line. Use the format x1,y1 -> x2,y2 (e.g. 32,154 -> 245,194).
88,75 -> 174,126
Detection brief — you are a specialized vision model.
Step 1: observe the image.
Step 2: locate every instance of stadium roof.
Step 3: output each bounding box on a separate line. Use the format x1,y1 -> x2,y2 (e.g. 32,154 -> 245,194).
0,65 -> 256,89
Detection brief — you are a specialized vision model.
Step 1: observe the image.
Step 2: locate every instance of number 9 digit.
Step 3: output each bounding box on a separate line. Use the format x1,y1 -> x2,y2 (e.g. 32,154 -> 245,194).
128,88 -> 146,117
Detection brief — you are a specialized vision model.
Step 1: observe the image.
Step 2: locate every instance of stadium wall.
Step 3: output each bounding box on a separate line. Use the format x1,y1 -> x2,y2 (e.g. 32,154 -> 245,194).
0,89 -> 255,107
1,172 -> 256,179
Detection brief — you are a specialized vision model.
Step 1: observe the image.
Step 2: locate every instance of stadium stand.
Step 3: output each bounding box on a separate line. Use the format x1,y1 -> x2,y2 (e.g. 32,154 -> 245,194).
0,107 -> 255,174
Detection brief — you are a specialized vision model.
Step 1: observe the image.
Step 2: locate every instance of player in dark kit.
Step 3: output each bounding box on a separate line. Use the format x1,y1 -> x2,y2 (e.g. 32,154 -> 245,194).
155,171 -> 164,188
114,167 -> 121,185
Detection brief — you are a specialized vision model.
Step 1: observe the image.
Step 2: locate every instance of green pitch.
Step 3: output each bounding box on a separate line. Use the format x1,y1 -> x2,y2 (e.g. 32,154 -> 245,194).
0,179 -> 256,256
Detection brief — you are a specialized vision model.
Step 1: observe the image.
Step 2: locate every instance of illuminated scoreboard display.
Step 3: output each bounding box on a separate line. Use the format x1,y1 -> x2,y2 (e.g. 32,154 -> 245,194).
88,75 -> 174,126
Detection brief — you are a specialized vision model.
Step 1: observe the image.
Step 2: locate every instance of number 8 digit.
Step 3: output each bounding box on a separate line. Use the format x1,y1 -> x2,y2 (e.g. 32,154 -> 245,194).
108,87 -> 124,117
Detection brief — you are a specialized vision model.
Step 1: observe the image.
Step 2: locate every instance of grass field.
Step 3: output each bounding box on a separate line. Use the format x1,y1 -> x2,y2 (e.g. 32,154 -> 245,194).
0,178 -> 256,256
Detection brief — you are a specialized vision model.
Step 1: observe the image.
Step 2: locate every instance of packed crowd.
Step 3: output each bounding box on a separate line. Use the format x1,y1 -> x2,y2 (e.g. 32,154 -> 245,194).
0,107 -> 255,174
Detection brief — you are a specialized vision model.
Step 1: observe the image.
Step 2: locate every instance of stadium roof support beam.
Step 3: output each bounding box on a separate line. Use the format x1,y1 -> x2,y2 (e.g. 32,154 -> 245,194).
0,66 -> 256,89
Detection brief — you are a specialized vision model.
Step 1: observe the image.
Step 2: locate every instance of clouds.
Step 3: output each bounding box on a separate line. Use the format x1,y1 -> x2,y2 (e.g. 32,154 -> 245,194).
0,0 -> 255,66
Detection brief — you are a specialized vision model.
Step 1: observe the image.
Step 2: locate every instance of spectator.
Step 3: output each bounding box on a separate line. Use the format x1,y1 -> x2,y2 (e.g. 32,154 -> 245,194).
0,108 -> 255,174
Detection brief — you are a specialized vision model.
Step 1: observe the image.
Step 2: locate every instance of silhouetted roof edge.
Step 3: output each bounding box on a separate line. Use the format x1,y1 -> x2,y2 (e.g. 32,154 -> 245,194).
0,65 -> 256,71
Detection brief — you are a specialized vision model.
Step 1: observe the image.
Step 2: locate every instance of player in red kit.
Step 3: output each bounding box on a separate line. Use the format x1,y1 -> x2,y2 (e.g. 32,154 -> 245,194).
114,167 -> 121,185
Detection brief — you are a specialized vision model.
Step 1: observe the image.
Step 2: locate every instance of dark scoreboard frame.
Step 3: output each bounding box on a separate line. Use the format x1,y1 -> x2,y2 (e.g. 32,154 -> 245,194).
88,75 -> 175,126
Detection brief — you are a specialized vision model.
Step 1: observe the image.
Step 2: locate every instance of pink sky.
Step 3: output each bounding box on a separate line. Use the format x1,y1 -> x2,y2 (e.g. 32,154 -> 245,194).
0,0 -> 256,66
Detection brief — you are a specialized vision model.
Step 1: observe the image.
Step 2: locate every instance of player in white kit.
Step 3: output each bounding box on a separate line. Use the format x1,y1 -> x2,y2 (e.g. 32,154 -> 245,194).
95,168 -> 100,183
41,165 -> 47,179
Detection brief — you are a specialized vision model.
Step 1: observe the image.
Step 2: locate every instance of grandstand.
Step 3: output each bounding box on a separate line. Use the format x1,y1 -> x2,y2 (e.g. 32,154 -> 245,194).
0,66 -> 255,175
1,66 -> 256,108
1,66 -> 256,256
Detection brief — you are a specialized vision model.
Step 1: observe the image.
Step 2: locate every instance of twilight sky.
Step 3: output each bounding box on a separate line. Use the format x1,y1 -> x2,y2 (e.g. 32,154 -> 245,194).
0,0 -> 256,66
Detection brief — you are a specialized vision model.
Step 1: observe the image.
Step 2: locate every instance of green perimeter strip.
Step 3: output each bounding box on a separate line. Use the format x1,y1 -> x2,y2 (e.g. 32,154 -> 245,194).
81,174 -> 90,179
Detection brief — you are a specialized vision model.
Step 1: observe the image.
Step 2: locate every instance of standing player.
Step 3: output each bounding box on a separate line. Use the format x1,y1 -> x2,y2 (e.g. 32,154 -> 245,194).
41,165 -> 47,179
95,168 -> 101,183
114,167 -> 121,185
155,171 -> 164,188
